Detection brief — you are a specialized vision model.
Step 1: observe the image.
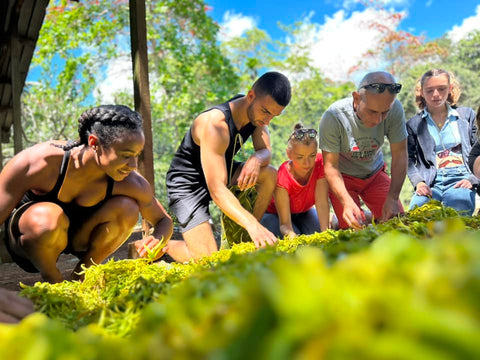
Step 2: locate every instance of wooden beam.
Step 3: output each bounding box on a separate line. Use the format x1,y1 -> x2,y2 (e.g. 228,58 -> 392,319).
16,34 -> 36,45
2,0 -> 16,35
1,127 -> 10,143
129,0 -> 154,192
17,0 -> 36,36
26,0 -> 50,40
11,34 -> 22,154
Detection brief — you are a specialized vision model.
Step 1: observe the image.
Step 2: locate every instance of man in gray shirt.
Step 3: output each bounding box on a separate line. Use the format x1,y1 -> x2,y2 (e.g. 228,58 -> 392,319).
319,71 -> 407,229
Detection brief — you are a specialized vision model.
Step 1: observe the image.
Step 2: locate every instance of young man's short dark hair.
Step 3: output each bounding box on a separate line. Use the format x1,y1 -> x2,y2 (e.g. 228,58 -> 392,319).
252,71 -> 291,107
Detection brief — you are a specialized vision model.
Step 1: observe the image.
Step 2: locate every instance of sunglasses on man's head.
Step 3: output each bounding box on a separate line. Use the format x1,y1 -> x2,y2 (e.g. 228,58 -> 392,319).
289,128 -> 317,140
360,83 -> 402,94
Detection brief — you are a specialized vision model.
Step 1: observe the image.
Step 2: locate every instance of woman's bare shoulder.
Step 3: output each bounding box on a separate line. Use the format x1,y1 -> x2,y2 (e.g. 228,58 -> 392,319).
0,141 -> 67,194
4,141 -> 66,180
21,141 -> 66,168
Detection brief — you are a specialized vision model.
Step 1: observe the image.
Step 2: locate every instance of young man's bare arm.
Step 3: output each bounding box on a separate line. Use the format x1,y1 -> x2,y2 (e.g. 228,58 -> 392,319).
199,113 -> 276,247
236,125 -> 272,191
474,156 -> 480,179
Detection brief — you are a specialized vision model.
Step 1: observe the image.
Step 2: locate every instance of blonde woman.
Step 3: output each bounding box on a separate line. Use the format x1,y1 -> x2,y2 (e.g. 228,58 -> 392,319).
261,124 -> 330,238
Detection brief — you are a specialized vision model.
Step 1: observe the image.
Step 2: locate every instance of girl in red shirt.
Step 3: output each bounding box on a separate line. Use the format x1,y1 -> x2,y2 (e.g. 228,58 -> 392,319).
261,124 -> 330,237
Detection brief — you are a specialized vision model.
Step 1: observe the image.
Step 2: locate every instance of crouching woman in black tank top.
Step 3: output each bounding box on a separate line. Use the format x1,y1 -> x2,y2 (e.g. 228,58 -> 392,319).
0,105 -> 173,283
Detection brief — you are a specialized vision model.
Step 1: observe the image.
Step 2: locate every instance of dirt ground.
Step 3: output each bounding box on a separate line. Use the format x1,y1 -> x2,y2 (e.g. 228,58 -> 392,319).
0,230 -> 177,291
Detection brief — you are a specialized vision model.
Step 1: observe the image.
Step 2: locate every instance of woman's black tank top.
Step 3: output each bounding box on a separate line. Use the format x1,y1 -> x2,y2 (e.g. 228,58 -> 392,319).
19,149 -> 115,217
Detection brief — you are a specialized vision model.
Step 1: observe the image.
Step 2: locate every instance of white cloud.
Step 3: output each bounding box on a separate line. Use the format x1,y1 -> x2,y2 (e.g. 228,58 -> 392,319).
341,0 -> 358,9
94,56 -> 133,104
447,4 -> 480,42
290,8 -> 401,82
342,0 -> 409,10
218,11 -> 256,41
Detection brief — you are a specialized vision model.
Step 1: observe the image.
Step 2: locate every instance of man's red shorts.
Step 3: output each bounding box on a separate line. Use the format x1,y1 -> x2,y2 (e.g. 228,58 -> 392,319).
329,164 -> 403,229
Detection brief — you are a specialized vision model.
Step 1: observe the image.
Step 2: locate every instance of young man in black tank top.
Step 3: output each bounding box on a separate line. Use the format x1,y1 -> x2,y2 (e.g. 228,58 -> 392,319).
166,72 -> 291,262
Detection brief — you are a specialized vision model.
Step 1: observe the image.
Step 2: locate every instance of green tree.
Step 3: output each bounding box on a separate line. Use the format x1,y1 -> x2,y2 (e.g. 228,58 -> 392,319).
22,0 -> 130,145
451,30 -> 480,73
447,30 -> 480,108
269,72 -> 354,167
220,28 -> 274,88
396,31 -> 480,119
348,1 -> 448,79
391,31 -> 480,208
220,21 -> 354,168
141,0 -> 239,200
21,0 -> 239,206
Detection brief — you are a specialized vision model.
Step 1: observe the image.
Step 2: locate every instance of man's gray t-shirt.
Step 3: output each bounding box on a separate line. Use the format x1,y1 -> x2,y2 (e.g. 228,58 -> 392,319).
318,97 -> 407,179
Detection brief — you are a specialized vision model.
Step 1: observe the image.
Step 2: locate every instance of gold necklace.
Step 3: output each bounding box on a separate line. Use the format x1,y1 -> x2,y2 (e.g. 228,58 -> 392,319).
432,110 -> 447,128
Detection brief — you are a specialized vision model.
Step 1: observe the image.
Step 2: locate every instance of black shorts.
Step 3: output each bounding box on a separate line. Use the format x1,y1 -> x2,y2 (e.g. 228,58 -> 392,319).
168,186 -> 211,233
5,201 -> 39,273
4,201 -> 92,273
167,161 -> 243,233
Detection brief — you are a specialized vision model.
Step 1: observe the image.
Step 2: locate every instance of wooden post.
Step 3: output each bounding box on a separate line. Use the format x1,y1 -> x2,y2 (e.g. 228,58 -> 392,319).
129,0 -> 154,192
11,33 -> 22,154
129,0 -> 155,237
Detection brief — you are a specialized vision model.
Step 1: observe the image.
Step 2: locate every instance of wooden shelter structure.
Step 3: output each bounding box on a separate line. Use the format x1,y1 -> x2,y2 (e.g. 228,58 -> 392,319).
0,0 -> 154,184
0,0 -> 155,262
0,0 -> 49,165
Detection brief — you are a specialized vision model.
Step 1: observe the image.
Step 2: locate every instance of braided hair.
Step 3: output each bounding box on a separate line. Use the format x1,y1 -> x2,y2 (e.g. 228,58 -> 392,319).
60,105 -> 143,151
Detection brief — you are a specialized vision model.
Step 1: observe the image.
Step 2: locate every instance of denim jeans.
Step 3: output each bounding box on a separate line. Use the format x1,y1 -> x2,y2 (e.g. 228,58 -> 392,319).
409,165 -> 475,216
260,207 -> 321,238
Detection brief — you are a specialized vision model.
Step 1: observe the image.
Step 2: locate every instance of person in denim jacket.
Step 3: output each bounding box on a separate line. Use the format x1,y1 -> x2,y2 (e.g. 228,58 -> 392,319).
407,69 -> 478,215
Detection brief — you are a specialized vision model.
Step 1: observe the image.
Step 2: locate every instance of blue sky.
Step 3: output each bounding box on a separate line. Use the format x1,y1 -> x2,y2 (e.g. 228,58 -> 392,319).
201,0 -> 480,82
207,0 -> 479,40
93,0 -> 480,102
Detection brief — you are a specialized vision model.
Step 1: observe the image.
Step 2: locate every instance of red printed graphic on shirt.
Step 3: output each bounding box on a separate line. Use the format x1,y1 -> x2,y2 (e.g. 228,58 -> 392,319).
349,137 -> 381,162
436,143 -> 464,169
